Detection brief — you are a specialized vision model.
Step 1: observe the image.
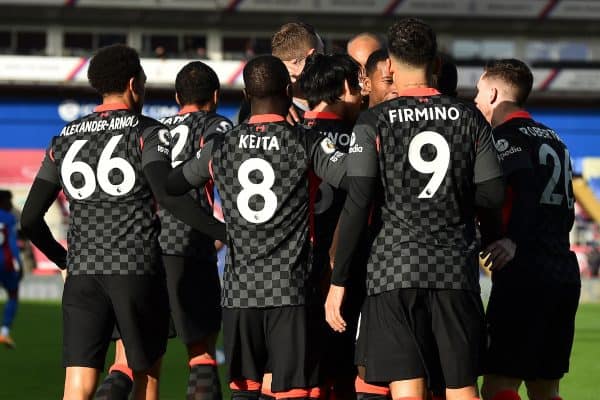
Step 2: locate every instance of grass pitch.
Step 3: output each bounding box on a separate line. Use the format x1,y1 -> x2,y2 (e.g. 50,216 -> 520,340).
0,301 -> 598,399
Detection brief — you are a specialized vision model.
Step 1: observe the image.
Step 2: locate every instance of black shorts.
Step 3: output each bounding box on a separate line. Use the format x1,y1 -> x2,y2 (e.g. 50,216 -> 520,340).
485,283 -> 580,380
356,288 -> 485,389
164,254 -> 222,345
223,305 -> 320,392
62,274 -> 170,371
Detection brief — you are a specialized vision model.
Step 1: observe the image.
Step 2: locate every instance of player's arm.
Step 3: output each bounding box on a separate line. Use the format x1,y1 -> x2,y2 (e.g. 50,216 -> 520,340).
482,125 -> 535,270
142,126 -> 226,243
166,138 -> 216,195
203,115 -> 233,144
309,135 -> 347,189
7,216 -> 21,270
326,113 -> 378,333
21,146 -> 68,269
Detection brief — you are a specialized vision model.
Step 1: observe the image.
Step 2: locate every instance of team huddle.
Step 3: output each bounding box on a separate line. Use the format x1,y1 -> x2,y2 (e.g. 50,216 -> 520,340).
20,18 -> 580,400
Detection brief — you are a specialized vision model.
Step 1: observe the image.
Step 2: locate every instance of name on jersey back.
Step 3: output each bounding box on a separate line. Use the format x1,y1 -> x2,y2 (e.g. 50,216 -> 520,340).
388,105 -> 460,124
60,115 -> 139,136
239,134 -> 280,151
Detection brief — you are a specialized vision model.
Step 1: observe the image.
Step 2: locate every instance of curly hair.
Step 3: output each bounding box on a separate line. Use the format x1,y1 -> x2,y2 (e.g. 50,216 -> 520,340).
87,44 -> 142,95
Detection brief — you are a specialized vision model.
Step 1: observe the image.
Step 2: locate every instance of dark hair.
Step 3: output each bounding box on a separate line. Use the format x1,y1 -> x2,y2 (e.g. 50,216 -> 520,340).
365,49 -> 389,77
387,18 -> 437,68
298,53 -> 360,109
175,61 -> 220,106
437,54 -> 458,97
271,22 -> 320,61
0,189 -> 12,203
87,44 -> 142,95
243,55 -> 291,99
484,59 -> 533,106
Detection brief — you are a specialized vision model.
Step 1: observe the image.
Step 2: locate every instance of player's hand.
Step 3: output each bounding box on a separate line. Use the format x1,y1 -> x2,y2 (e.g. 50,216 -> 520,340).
325,284 -> 347,333
481,238 -> 516,271
286,106 -> 300,125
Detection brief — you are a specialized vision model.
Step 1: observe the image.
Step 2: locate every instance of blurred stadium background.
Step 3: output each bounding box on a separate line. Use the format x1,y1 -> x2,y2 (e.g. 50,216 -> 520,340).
0,0 -> 599,398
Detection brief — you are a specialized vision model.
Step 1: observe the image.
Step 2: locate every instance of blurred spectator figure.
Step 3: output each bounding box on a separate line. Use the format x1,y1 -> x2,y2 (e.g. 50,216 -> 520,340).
154,45 -> 167,59
589,246 -> 600,277
0,189 -> 21,349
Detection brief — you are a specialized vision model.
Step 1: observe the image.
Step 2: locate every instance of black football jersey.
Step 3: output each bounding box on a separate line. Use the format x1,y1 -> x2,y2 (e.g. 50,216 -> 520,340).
302,111 -> 352,279
492,111 -> 579,286
349,88 -> 503,295
181,114 -> 346,308
158,108 -> 232,259
35,104 -> 171,275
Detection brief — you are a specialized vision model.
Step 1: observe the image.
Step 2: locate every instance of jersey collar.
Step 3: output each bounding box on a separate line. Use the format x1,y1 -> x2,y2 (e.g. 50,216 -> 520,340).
94,103 -> 130,112
303,111 -> 342,120
178,105 -> 201,115
398,87 -> 441,97
248,114 -> 286,124
503,110 -> 533,123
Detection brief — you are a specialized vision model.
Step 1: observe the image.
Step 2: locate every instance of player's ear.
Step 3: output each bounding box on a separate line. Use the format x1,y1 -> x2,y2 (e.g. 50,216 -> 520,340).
285,83 -> 293,99
175,92 -> 182,107
212,89 -> 219,107
363,76 -> 372,94
490,86 -> 498,105
242,88 -> 250,102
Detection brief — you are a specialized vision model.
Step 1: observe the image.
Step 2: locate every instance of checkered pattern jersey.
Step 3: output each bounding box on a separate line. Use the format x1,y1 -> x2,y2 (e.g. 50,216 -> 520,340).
41,110 -> 170,275
302,115 -> 352,277
352,95 -> 502,295
493,117 -> 580,285
158,111 -> 231,259
211,121 -> 336,308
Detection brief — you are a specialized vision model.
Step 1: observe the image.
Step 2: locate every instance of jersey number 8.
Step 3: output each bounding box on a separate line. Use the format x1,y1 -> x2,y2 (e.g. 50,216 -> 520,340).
61,134 -> 136,200
236,158 -> 278,224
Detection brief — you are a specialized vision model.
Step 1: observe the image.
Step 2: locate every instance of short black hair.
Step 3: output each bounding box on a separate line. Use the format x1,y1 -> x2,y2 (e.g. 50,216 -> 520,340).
298,53 -> 361,109
437,54 -> 458,97
365,49 -> 389,77
484,58 -> 533,106
0,189 -> 12,204
87,44 -> 142,95
175,61 -> 220,106
387,18 -> 437,68
243,55 -> 290,99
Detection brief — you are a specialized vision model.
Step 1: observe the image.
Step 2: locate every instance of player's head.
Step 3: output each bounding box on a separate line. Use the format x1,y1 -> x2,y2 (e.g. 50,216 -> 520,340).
364,49 -> 398,107
243,55 -> 292,115
298,53 -> 362,122
475,58 -> 533,123
87,44 -> 146,113
346,32 -> 383,69
387,18 -> 437,90
0,189 -> 13,211
271,22 -> 324,83
436,54 -> 458,97
175,61 -> 220,111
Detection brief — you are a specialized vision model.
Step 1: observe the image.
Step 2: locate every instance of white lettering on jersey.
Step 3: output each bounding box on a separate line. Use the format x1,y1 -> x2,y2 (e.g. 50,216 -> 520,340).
348,132 -> 363,153
238,135 -> 280,151
518,126 -> 561,141
388,106 -> 460,124
159,114 -> 189,126
60,116 -> 139,136
324,131 -> 351,147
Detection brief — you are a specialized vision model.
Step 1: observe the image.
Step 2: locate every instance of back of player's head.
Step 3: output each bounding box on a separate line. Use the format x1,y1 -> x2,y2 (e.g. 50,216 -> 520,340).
483,58 -> 533,106
437,54 -> 458,97
88,44 -> 142,95
347,32 -> 384,67
243,55 -> 291,99
271,22 -> 322,61
175,61 -> 220,106
299,53 -> 361,109
0,189 -> 12,210
387,18 -> 437,68
365,49 -> 389,78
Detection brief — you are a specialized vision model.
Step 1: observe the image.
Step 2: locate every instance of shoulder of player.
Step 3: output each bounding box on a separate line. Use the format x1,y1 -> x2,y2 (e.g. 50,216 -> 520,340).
0,209 -> 16,225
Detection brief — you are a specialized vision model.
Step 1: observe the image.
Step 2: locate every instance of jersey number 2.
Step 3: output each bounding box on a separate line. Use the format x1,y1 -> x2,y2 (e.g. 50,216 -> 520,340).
236,158 -> 278,223
61,134 -> 135,199
539,144 -> 574,209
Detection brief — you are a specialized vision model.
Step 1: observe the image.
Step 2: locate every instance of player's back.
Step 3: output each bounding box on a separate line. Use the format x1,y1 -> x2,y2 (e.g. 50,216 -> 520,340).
212,115 -> 320,308
158,109 -> 231,259
494,113 -> 579,285
357,89 -> 495,293
50,105 -> 167,275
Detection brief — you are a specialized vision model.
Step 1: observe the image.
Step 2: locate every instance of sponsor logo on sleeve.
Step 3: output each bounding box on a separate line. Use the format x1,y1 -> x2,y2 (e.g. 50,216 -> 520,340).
320,137 -> 337,154
495,138 -> 509,152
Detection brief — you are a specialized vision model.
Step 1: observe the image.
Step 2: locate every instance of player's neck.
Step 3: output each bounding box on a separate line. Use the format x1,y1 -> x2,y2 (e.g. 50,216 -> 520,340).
102,93 -> 131,109
249,98 -> 289,119
312,102 -> 343,120
491,101 -> 523,128
391,63 -> 432,93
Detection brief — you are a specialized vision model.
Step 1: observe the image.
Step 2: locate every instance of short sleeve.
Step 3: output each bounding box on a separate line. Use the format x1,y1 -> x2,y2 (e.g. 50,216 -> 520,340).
472,113 -> 504,183
182,138 -> 216,188
35,139 -> 60,184
492,123 -> 533,177
347,111 -> 378,179
141,122 -> 171,168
